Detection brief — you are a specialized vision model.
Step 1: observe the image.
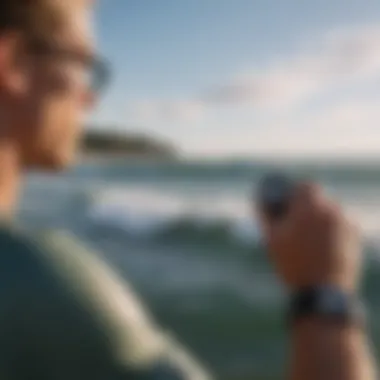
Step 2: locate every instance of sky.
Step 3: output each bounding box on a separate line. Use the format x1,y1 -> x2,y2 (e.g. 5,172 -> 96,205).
92,0 -> 380,159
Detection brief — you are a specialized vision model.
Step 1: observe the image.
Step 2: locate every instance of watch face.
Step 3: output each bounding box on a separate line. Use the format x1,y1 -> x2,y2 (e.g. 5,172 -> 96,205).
317,288 -> 346,314
291,287 -> 362,326
260,175 -> 293,203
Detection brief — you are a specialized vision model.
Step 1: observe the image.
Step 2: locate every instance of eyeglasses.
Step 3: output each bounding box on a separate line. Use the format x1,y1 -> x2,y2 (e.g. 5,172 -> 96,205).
28,40 -> 111,94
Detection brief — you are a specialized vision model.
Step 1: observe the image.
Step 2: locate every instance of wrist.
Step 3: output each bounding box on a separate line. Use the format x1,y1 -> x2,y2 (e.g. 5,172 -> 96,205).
287,285 -> 366,329
289,278 -> 358,294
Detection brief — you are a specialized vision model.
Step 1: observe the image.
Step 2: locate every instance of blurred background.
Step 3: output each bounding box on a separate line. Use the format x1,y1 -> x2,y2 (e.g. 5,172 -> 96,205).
17,1 -> 380,379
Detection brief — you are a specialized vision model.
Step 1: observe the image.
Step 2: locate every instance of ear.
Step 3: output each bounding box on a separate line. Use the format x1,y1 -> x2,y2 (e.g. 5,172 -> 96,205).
0,33 -> 29,95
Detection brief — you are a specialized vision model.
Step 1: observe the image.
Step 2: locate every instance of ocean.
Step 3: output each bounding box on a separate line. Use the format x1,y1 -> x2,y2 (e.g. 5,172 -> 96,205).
17,159 -> 380,379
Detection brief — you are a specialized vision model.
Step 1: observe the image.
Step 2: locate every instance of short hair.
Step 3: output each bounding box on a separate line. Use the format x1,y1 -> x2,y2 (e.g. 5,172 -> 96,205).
0,0 -> 73,43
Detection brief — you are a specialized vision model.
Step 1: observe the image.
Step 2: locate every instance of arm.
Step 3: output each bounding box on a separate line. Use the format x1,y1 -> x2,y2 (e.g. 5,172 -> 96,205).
290,319 -> 376,380
258,182 -> 377,380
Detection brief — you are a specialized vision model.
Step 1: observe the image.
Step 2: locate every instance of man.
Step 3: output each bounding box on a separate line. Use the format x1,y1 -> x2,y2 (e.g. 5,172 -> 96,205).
0,1 -> 375,380
0,1 -> 211,379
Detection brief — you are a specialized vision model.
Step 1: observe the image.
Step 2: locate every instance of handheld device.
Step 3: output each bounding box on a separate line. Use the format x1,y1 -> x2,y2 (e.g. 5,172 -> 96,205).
256,173 -> 295,221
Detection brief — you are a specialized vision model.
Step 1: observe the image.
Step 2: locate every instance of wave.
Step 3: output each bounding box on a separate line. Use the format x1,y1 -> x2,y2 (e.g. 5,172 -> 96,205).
21,167 -> 380,255
47,160 -> 380,188
85,187 -> 380,253
87,190 -> 259,251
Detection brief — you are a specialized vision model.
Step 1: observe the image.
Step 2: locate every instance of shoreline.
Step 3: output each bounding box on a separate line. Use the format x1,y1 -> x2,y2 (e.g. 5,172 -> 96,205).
78,152 -> 180,163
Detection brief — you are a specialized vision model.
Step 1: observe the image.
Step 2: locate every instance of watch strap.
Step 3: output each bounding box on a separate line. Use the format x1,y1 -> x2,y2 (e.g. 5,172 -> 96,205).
288,286 -> 366,327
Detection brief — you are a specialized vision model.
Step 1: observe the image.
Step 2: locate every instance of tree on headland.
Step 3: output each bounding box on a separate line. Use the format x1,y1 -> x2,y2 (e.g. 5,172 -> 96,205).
80,129 -> 177,159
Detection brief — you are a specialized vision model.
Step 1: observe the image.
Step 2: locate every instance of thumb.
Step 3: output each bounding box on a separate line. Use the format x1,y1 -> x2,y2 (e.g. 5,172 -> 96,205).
257,206 -> 284,245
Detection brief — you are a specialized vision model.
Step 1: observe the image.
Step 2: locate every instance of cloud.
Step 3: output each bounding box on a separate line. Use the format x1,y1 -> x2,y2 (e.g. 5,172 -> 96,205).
126,23 -> 380,159
182,96 -> 380,158
130,24 -> 380,125
201,25 -> 380,108
130,100 -> 205,124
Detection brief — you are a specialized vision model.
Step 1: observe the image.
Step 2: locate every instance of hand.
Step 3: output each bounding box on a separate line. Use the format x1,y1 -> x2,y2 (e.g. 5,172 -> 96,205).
258,182 -> 362,292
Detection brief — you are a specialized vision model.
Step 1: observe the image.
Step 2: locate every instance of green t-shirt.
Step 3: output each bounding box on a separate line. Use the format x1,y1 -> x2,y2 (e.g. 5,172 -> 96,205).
0,226 -> 211,380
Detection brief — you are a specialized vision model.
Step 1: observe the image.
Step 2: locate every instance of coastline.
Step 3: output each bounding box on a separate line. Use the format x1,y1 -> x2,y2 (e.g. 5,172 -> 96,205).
78,152 -> 180,164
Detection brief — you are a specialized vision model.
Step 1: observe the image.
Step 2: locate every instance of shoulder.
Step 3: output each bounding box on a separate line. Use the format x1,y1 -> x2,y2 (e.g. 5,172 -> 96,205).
0,226 -> 99,290
0,227 -> 213,379
0,224 -> 51,283
12,228 -> 167,365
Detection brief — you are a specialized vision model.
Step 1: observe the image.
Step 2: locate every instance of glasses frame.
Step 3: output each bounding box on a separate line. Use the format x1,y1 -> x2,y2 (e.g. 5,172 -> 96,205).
27,40 -> 111,94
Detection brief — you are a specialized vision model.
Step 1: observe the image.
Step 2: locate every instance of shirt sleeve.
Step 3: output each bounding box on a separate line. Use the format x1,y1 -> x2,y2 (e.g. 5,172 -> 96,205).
0,229 -> 212,380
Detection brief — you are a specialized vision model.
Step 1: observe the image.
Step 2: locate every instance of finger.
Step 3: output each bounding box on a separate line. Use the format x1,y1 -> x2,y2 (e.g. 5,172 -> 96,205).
257,209 -> 275,242
289,181 -> 325,221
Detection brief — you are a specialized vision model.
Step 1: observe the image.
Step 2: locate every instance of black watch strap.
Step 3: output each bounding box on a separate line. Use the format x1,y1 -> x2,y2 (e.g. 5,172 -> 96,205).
288,286 -> 366,327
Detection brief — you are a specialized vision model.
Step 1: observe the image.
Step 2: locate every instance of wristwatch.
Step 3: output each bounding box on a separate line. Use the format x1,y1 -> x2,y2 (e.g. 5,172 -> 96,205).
288,286 -> 366,327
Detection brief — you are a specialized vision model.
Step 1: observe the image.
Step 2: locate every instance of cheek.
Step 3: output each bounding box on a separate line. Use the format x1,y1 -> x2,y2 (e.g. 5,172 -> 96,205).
21,94 -> 82,164
9,65 -> 86,167
36,98 -> 83,167
37,69 -> 85,137
47,98 -> 83,144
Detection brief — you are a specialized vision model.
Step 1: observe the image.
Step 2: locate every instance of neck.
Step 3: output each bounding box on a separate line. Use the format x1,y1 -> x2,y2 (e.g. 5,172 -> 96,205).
0,141 -> 21,219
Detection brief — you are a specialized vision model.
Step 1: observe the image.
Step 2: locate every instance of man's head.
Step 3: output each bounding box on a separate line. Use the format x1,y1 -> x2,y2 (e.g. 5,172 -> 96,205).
0,0 -> 108,170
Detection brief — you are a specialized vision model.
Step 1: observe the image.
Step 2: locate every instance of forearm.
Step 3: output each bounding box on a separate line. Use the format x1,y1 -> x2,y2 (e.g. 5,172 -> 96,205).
290,318 -> 377,380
